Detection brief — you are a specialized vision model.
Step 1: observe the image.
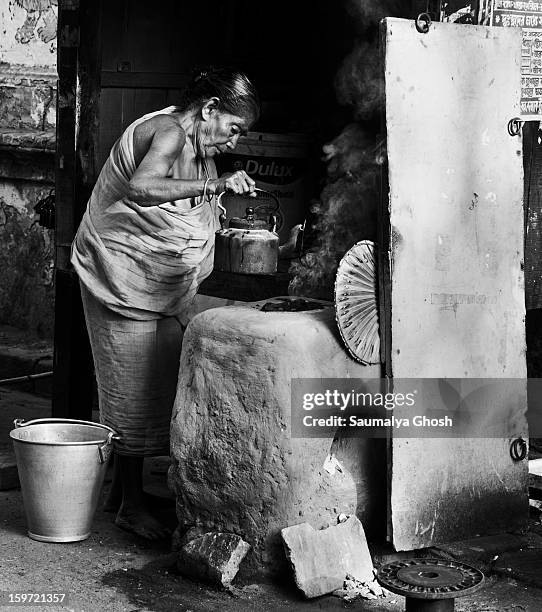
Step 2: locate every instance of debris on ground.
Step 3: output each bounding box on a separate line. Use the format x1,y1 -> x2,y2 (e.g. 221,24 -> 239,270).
177,532 -> 250,587
281,516 -> 381,598
332,572 -> 384,602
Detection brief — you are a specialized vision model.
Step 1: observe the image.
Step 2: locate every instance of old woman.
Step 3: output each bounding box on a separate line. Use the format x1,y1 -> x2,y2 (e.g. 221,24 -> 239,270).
71,67 -> 260,538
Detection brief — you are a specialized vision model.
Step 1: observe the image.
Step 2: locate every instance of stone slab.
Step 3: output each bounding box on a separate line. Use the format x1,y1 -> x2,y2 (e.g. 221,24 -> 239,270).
281,516 -> 380,599
177,532 -> 250,587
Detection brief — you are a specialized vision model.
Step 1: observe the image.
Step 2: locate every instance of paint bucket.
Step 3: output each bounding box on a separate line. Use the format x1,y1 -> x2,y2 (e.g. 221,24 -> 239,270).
216,132 -> 313,243
9,418 -> 118,542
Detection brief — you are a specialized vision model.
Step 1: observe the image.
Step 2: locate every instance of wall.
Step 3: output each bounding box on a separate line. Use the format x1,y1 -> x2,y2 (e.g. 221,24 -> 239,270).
0,0 -> 57,337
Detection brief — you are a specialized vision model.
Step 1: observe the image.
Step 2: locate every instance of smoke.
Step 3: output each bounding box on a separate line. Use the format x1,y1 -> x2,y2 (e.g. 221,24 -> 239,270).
343,0 -> 408,29
322,123 -> 384,180
335,0 -> 409,118
335,42 -> 383,121
289,125 -> 382,300
289,0 -> 403,300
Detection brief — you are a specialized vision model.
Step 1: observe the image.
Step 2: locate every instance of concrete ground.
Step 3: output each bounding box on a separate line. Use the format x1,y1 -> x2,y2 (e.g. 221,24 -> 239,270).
1,461 -> 542,612
1,463 -> 542,612
1,326 -> 542,611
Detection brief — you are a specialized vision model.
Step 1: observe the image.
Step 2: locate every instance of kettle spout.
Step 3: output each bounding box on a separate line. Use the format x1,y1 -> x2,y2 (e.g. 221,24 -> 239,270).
279,223 -> 304,259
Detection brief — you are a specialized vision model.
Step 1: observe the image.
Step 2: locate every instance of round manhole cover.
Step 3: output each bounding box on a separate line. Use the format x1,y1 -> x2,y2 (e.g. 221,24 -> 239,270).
377,558 -> 484,600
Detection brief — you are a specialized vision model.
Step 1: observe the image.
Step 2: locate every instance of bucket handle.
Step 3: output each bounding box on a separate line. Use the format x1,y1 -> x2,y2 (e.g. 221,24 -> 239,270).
13,418 -> 120,464
98,431 -> 116,464
14,417 -> 116,434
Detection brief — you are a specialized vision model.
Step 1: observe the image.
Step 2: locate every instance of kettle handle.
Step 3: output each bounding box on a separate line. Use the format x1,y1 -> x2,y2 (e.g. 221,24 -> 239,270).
216,189 -> 279,223
216,187 -> 277,206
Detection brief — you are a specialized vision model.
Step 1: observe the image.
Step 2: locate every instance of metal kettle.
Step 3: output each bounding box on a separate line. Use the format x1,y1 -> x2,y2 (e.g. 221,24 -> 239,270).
214,191 -> 280,275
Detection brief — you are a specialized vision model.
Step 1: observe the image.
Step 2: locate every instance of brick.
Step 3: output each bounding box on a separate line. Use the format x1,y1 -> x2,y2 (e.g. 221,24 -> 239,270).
177,532 -> 250,587
281,516 -> 381,599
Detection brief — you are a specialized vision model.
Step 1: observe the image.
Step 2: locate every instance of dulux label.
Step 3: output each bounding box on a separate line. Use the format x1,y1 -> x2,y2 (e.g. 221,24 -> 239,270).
228,155 -> 307,186
215,150 -> 311,242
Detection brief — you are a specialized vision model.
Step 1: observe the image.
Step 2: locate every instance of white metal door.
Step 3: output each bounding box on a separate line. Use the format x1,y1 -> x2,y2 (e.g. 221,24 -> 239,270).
383,17 -> 528,550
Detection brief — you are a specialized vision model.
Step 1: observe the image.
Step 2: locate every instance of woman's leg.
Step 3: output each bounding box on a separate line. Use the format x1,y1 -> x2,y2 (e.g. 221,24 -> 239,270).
80,283 -> 183,538
114,454 -> 171,539
108,312 -> 183,537
104,454 -> 174,513
103,453 -> 122,512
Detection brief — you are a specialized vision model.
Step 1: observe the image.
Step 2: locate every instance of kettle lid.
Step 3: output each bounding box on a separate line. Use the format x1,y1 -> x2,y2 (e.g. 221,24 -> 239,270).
228,207 -> 268,230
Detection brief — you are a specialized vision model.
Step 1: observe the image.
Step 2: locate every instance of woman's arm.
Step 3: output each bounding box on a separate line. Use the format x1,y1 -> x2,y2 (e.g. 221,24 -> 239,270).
127,117 -> 204,206
127,116 -> 254,207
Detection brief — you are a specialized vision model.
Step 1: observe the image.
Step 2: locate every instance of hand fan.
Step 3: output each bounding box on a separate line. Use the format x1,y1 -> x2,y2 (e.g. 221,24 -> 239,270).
334,240 -> 380,365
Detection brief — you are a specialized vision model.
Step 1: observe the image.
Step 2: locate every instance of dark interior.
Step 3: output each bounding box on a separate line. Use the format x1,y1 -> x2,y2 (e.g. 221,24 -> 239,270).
98,0 -> 357,170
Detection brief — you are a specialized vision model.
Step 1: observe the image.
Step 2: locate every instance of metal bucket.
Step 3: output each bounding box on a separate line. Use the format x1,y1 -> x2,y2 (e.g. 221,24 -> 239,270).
9,418 -> 119,543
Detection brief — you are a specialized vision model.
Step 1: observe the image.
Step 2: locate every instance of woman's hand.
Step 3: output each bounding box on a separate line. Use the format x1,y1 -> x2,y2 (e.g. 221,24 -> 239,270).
210,171 -> 256,196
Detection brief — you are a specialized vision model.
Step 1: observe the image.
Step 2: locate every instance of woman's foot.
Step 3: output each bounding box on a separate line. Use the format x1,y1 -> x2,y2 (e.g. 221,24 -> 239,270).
104,490 -> 174,513
115,505 -> 172,540
108,454 -> 172,539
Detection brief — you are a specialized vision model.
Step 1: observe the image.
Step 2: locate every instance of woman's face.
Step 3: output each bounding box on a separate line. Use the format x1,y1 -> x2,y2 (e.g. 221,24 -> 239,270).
200,100 -> 253,157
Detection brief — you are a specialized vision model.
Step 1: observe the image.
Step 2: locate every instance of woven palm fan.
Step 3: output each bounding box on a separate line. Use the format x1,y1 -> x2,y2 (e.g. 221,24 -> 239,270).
334,240 -> 380,365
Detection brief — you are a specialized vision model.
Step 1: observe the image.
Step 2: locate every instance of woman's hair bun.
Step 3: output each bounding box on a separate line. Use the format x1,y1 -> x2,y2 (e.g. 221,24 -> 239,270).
193,67 -> 212,84
182,65 -> 260,123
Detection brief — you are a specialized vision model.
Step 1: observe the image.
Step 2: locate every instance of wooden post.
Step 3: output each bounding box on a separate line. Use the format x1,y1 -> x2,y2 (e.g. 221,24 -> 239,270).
53,0 -> 102,419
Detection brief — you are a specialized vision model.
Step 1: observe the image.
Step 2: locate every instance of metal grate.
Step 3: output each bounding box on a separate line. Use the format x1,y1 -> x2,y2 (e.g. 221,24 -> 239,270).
378,558 -> 484,600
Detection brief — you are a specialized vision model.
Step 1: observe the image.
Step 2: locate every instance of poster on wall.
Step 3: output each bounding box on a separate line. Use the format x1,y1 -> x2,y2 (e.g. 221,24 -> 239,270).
491,0 -> 542,118
440,1 -> 476,23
